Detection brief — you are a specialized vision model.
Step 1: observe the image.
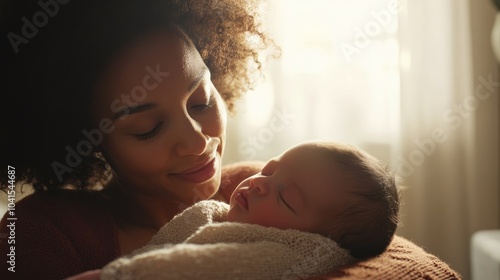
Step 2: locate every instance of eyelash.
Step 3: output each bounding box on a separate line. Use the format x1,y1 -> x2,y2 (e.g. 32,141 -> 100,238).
134,122 -> 163,140
133,94 -> 214,140
191,94 -> 215,112
279,191 -> 294,213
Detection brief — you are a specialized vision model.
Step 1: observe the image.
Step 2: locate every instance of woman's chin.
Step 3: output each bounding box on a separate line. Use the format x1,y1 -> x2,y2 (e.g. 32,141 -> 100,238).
190,179 -> 221,203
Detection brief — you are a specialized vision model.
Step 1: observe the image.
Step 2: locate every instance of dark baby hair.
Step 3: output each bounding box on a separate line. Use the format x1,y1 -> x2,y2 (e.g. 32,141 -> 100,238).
319,143 -> 400,259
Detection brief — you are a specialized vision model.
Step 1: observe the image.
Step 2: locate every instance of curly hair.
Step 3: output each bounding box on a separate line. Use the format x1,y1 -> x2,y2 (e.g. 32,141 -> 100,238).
0,0 -> 275,192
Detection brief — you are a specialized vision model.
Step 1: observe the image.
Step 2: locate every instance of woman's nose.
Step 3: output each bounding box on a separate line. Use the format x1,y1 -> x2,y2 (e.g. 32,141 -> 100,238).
174,114 -> 209,156
249,176 -> 270,195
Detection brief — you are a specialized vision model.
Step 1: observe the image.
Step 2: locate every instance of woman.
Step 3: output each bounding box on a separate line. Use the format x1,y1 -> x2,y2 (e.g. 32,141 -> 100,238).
0,0 -> 273,279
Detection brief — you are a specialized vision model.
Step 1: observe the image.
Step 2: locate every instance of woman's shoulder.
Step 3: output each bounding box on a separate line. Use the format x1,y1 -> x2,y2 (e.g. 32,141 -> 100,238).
14,189 -> 109,219
13,189 -> 115,234
0,189 -> 119,279
17,189 -> 109,208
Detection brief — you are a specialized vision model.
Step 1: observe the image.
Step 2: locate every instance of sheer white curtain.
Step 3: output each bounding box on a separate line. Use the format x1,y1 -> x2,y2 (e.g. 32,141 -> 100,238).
225,0 -> 401,165
224,0 -> 499,278
396,0 -> 499,279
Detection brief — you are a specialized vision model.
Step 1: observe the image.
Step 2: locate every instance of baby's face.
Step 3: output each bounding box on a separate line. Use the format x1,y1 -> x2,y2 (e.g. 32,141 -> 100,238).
227,143 -> 352,233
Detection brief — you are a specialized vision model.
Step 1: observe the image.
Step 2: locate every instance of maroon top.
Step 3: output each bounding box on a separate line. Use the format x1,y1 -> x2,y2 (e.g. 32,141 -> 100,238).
0,190 -> 120,279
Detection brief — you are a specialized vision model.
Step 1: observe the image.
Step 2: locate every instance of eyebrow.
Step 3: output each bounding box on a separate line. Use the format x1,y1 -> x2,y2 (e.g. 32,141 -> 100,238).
112,103 -> 157,121
188,67 -> 209,94
111,67 -> 209,121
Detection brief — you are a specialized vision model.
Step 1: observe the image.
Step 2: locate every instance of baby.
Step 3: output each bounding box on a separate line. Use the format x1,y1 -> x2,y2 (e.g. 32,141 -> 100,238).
94,141 -> 400,280
226,140 -> 400,259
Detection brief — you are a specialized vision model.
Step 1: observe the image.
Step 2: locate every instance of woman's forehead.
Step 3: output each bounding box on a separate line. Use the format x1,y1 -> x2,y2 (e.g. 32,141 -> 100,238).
100,31 -> 198,86
92,30 -> 206,117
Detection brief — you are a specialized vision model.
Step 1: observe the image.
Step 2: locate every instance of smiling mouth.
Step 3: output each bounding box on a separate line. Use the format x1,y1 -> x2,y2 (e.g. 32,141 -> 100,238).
171,157 -> 217,183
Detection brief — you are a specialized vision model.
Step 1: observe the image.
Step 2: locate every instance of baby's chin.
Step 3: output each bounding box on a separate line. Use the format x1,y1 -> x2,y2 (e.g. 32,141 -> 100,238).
226,204 -> 243,223
226,204 -> 236,221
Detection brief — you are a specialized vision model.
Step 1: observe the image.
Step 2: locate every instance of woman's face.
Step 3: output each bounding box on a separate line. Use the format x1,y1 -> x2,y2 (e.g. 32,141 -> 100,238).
92,30 -> 227,205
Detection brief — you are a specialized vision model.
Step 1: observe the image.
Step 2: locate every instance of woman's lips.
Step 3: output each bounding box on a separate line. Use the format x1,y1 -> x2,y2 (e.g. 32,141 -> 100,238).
171,157 -> 217,183
234,191 -> 249,210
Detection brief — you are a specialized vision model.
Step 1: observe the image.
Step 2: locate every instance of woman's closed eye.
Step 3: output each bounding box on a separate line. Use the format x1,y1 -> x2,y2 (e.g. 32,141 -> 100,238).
190,93 -> 215,112
133,122 -> 164,140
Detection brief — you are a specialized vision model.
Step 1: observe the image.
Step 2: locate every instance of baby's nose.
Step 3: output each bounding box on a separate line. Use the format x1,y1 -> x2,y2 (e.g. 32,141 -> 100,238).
249,176 -> 270,195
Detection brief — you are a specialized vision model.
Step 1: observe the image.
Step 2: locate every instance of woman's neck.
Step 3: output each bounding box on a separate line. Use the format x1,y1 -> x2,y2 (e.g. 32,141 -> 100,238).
102,179 -> 184,231
101,179 -> 227,255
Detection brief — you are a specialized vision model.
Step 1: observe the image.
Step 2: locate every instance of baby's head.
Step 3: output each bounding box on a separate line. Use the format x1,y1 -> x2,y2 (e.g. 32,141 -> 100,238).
227,141 -> 400,259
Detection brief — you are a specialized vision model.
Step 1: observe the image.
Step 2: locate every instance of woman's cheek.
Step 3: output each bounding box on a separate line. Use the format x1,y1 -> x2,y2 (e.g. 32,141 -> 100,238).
102,135 -> 166,174
218,97 -> 228,130
131,140 -> 172,170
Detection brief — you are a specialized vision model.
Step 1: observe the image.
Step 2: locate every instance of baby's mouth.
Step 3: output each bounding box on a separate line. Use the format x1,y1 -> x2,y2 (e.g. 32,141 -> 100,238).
234,190 -> 249,210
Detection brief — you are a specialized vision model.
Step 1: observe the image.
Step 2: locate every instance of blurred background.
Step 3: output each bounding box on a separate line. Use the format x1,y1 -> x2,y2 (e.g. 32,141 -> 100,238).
223,0 -> 499,278
0,0 -> 497,278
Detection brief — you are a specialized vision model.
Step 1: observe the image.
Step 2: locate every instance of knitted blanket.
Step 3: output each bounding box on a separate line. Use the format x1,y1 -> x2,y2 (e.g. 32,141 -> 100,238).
100,200 -> 355,280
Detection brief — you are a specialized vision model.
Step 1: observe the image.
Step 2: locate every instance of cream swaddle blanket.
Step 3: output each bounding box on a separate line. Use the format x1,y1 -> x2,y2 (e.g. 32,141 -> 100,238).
101,200 -> 355,280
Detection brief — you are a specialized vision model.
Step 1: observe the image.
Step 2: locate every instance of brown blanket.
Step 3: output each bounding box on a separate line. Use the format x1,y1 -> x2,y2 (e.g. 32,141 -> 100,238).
308,235 -> 461,279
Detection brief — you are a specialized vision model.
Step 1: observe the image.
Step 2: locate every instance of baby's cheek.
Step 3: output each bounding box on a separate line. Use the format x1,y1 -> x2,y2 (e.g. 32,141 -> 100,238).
226,205 -> 243,223
248,210 -> 282,228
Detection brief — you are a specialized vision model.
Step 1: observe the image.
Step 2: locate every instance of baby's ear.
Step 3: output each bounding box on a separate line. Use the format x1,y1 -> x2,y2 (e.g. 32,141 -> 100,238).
219,161 -> 265,200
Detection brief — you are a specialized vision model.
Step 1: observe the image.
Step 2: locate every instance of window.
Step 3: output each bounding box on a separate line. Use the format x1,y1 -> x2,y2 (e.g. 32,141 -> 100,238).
225,0 -> 401,164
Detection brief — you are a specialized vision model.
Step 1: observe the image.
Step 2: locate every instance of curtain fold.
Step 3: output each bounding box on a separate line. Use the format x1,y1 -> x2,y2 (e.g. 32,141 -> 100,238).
397,0 -> 499,278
